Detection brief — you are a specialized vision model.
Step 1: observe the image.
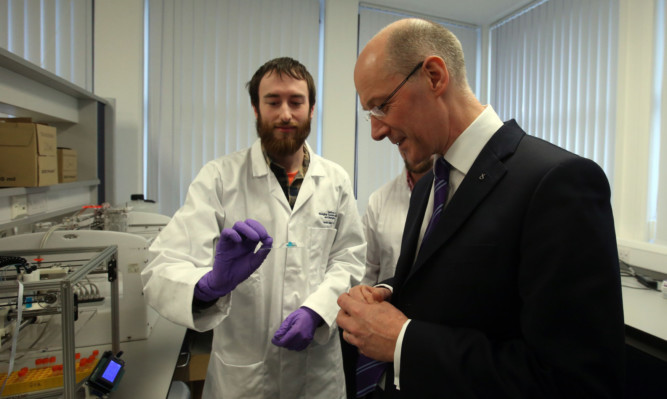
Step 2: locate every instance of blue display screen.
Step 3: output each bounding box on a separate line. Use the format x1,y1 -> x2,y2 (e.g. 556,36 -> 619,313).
101,360 -> 121,383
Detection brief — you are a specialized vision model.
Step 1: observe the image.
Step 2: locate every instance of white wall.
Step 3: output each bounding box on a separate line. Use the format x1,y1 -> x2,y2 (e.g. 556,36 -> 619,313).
613,0 -> 667,274
614,0 -> 655,242
321,0 -> 359,180
94,0 -> 145,207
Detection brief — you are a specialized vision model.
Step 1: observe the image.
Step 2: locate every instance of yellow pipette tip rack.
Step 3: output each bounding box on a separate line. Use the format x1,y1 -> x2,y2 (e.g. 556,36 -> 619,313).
0,350 -> 100,397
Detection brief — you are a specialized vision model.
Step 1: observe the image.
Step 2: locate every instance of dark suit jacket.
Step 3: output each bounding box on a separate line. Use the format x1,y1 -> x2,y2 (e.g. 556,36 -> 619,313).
380,121 -> 625,398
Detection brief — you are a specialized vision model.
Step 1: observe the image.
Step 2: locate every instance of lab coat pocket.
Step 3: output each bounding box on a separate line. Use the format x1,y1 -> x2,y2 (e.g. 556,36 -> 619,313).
221,272 -> 268,364
215,352 -> 267,397
307,227 -> 337,285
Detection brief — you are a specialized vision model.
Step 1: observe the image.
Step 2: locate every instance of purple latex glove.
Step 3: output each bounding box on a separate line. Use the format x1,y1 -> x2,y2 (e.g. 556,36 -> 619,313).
272,307 -> 323,351
194,219 -> 273,302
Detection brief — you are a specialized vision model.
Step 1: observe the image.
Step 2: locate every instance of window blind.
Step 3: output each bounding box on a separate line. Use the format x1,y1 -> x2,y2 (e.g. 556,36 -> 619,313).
489,0 -> 618,180
0,0 -> 93,90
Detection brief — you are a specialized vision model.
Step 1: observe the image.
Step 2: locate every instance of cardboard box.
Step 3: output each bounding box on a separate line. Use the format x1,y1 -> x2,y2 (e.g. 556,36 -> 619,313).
0,120 -> 58,187
57,147 -> 77,183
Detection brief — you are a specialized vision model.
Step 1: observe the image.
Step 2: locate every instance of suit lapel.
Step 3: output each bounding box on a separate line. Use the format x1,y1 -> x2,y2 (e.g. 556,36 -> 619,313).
401,121 -> 525,284
393,169 -> 432,286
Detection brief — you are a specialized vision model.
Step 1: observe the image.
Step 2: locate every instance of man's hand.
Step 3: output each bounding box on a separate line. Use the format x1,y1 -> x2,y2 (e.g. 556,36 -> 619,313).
337,291 -> 408,362
194,219 -> 273,301
272,307 -> 323,351
348,284 -> 392,304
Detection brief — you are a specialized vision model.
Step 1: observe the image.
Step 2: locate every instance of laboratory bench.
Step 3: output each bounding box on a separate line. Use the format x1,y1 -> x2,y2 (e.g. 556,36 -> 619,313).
621,275 -> 667,398
171,329 -> 213,399
622,275 -> 667,353
111,315 -> 187,398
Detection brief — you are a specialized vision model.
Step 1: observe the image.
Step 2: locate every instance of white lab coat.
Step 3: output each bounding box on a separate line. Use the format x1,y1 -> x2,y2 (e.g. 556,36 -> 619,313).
361,169 -> 411,286
142,140 -> 366,399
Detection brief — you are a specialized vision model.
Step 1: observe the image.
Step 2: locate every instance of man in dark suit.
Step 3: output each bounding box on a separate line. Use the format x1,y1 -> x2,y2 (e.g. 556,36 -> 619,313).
337,18 -> 625,398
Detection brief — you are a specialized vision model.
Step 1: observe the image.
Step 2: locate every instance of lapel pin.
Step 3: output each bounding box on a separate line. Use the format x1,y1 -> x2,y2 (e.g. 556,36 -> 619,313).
479,173 -> 486,181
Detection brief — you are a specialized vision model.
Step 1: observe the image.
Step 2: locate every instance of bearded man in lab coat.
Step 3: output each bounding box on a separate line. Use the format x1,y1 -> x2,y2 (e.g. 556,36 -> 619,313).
142,57 -> 366,399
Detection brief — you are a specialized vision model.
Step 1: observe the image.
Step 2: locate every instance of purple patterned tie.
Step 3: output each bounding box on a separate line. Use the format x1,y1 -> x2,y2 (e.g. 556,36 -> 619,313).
355,158 -> 450,397
355,353 -> 386,397
422,157 -> 451,242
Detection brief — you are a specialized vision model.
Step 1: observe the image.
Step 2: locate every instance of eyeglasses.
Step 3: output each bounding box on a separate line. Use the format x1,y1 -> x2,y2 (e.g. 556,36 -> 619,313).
365,61 -> 424,121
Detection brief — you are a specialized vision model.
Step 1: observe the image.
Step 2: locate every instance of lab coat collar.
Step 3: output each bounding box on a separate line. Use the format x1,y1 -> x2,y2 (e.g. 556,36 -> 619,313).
251,139 -> 322,178
251,139 -> 323,213
251,139 -> 270,177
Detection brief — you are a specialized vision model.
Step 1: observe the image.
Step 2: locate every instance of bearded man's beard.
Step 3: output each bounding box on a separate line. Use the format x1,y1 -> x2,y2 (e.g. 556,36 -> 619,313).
256,114 -> 311,158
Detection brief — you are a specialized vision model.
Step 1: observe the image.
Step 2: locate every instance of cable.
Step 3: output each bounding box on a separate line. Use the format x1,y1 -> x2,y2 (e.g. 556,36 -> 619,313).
635,273 -> 659,291
0,256 -> 27,268
0,256 -> 36,275
39,223 -> 65,249
623,266 -> 661,291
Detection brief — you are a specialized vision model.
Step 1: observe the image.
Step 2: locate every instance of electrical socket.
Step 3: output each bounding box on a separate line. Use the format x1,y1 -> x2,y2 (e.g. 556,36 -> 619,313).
11,195 -> 28,219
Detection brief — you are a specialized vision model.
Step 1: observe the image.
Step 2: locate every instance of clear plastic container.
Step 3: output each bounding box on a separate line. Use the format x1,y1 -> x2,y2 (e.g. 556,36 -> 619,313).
104,208 -> 128,232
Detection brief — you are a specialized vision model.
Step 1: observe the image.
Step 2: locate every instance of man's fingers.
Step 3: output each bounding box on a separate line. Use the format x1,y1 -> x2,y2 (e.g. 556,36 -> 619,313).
220,227 -> 242,243
260,235 -> 274,248
336,294 -> 369,338
337,292 -> 355,313
346,286 -> 374,303
250,245 -> 271,267
338,292 -> 373,319
233,220 -> 261,241
361,286 -> 376,303
336,307 -> 350,329
342,329 -> 354,344
372,286 -> 391,302
244,218 -> 271,241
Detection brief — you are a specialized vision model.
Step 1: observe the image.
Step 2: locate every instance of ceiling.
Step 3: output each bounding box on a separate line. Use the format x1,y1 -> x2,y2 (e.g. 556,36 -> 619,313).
364,0 -> 537,26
